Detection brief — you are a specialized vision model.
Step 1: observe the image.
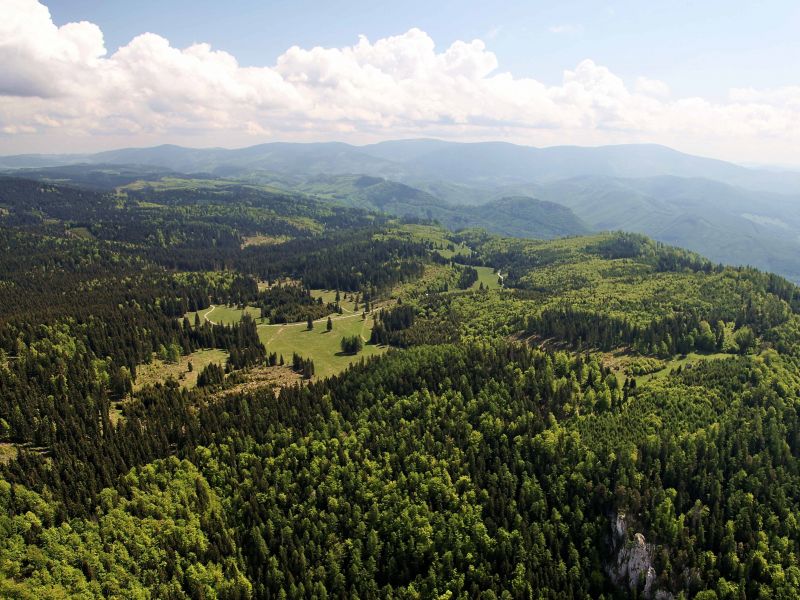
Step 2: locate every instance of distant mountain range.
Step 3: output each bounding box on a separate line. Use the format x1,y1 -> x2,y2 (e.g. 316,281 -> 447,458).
5,139 -> 800,194
4,139 -> 800,280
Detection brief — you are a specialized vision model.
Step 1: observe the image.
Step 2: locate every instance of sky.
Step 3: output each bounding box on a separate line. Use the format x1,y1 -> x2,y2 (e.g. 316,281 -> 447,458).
1,0 -> 799,165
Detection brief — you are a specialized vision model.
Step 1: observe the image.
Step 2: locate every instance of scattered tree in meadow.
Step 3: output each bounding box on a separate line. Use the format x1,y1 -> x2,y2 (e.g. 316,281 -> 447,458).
340,335 -> 363,354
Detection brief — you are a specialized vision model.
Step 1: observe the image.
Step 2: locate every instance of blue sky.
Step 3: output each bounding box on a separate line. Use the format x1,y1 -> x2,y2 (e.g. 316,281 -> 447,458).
3,1 -> 799,164
47,0 -> 799,98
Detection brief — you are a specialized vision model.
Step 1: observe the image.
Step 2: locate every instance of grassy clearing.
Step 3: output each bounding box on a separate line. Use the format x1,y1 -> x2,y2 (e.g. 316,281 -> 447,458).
257,277 -> 301,292
310,289 -> 359,313
205,304 -> 262,325
134,348 -> 229,391
469,266 -> 503,290
185,304 -> 264,326
601,350 -> 733,386
393,263 -> 458,299
400,223 -> 451,245
68,226 -> 95,240
380,223 -> 472,256
123,177 -> 239,192
216,365 -> 301,397
259,312 -> 385,379
438,246 -> 473,261
242,234 -> 292,247
635,352 -> 731,385
0,443 -> 18,465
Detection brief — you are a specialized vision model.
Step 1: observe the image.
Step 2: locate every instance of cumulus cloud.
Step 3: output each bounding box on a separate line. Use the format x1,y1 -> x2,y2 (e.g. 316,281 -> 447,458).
0,0 -> 799,163
635,77 -> 670,98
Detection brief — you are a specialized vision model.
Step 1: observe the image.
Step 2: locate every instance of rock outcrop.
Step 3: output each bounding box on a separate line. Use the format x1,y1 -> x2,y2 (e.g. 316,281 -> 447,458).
609,512 -> 672,599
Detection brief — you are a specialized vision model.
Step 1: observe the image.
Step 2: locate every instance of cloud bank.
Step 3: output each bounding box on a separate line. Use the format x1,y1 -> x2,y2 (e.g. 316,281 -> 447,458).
1,0 -> 798,163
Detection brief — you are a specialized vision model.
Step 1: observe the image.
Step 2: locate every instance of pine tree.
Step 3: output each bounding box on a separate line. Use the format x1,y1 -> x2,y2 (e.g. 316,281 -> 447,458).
327,316 -> 333,331
302,360 -> 315,379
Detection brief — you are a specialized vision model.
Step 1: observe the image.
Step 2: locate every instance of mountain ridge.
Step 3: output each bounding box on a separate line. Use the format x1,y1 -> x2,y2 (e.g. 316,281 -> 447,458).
4,139 -> 800,195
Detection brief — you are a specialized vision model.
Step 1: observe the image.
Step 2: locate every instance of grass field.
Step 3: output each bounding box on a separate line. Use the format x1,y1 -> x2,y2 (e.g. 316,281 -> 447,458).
68,226 -> 95,240
469,266 -> 503,290
134,348 -> 229,391
182,293 -> 384,379
635,351 -> 730,384
242,234 -> 291,247
399,223 -> 451,245
393,263 -> 458,299
310,289 -> 359,313
123,177 -> 283,193
259,312 -> 385,379
186,294 -> 355,327
438,247 -> 473,260
185,304 -> 264,326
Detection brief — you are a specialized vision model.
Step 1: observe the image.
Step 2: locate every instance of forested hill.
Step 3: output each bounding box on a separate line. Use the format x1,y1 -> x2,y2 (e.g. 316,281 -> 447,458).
1,175 -> 800,598
10,159 -> 800,282
4,168 -> 590,241
287,175 -> 588,239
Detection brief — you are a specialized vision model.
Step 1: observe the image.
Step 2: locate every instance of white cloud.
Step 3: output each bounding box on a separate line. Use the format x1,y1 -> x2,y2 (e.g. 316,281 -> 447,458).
0,0 -> 799,164
635,77 -> 670,98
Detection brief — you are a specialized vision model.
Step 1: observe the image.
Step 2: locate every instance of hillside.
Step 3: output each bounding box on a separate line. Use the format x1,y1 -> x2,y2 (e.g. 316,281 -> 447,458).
5,139 -> 800,282
4,168 -> 589,240
1,176 -> 800,597
498,175 -> 800,281
288,175 -> 589,239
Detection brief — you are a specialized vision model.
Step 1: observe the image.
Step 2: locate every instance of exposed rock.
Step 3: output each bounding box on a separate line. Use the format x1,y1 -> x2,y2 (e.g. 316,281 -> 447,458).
614,511 -> 628,540
617,533 -> 656,596
609,512 -> 673,600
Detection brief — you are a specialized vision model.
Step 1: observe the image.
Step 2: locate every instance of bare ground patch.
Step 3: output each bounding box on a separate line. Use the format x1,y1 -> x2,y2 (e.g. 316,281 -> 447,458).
0,442 -> 18,465
216,365 -> 302,397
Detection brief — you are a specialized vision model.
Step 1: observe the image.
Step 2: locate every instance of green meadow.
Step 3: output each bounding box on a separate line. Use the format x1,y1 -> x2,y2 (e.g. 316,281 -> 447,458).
186,294 -> 386,379
258,312 -> 385,379
635,351 -> 731,384
469,265 -> 503,290
185,304 -> 264,325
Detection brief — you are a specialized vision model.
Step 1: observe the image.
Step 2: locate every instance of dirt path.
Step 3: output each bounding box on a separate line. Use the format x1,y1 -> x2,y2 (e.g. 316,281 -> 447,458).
203,305 -> 218,325
257,310 -> 366,329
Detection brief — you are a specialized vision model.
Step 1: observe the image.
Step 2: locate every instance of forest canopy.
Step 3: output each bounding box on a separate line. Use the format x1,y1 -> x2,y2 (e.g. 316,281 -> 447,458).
0,176 -> 799,598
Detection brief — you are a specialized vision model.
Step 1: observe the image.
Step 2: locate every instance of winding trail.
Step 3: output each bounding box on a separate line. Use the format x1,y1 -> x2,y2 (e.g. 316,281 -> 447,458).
202,305 -> 218,325
201,297 -> 373,331
260,309 -> 374,349
258,310 -> 364,330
